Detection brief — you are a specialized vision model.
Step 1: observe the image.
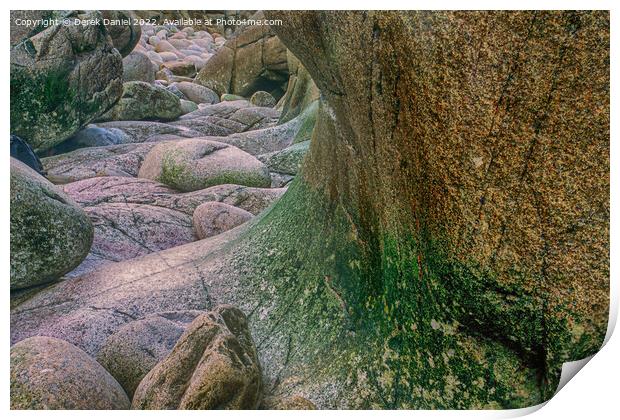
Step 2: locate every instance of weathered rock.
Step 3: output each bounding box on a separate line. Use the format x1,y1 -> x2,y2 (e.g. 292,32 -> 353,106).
193,202 -> 253,239
122,51 -> 157,83
221,93 -> 246,101
276,50 -> 320,123
10,10 -> 123,151
97,310 -> 203,398
43,143 -> 157,184
259,140 -> 309,175
162,60 -> 196,78
138,139 -> 271,191
250,90 -> 277,107
261,395 -> 317,410
10,135 -> 45,175
173,81 -> 219,104
101,10 -> 141,57
99,81 -> 183,122
132,306 -> 262,409
180,99 -> 199,114
76,202 -> 195,273
63,177 -> 286,215
10,159 -> 93,290
11,336 -> 129,409
94,120 -> 203,143
48,126 -> 129,155
195,11 -> 288,98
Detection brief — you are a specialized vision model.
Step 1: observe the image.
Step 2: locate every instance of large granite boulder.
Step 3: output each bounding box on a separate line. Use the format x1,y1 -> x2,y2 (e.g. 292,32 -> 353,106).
132,306 -> 262,409
99,81 -> 183,122
195,11 -> 288,98
11,336 -> 129,409
10,158 -> 93,290
138,139 -> 271,191
10,10 -> 124,151
122,51 -> 157,83
97,310 -> 203,398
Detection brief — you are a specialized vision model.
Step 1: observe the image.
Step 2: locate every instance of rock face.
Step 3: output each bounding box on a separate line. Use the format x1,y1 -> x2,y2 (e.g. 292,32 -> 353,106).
100,81 -> 183,122
276,51 -> 320,124
97,310 -> 203,398
195,12 -> 288,98
193,202 -> 253,239
138,139 -> 271,191
10,10 -> 124,151
11,336 -> 130,409
122,51 -> 157,83
132,306 -> 262,409
10,159 -> 93,290
100,10 -> 141,57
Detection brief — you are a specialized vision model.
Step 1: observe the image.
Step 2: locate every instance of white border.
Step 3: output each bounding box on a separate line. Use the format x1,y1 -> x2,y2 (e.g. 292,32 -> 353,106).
2,2 -> 617,419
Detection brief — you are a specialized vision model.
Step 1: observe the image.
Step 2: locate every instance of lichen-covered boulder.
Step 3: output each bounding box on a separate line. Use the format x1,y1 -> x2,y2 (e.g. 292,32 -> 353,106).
132,306 -> 262,409
10,158 -> 93,290
138,138 -> 271,191
97,310 -> 203,398
11,336 -> 130,409
99,81 -> 183,122
259,140 -> 309,175
10,10 -> 124,151
192,202 -> 253,239
250,90 -> 276,107
122,51 -> 157,83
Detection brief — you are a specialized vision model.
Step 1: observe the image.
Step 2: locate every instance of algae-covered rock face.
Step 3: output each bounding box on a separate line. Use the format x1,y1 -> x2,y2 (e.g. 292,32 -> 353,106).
132,306 -> 262,409
276,50 -> 320,124
10,10 -> 124,151
138,138 -> 271,191
259,140 -> 309,175
99,81 -> 183,122
10,158 -> 93,290
10,336 -> 130,409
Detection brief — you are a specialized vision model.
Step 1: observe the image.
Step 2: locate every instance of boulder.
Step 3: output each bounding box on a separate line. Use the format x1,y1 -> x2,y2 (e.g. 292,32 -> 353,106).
162,60 -> 197,78
180,99 -> 199,114
99,81 -> 183,122
139,139 -> 271,191
93,120 -> 203,143
48,126 -> 129,155
122,51 -> 157,83
193,202 -> 253,239
195,11 -> 288,98
132,306 -> 262,409
10,10 -> 123,151
63,177 -> 286,216
10,336 -> 129,409
174,81 -> 219,104
258,140 -> 310,175
10,159 -> 93,290
250,90 -> 276,107
97,310 -> 203,398
100,10 -> 141,57
10,135 -> 45,175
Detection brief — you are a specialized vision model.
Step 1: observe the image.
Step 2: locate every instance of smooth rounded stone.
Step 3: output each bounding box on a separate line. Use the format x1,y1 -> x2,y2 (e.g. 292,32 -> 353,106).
138,138 -> 272,192
194,30 -> 212,40
148,35 -> 161,46
99,81 -> 183,122
63,177 -> 286,216
193,202 -> 253,239
174,81 -> 219,104
10,135 -> 45,175
122,51 -> 157,83
81,202 -> 196,267
11,336 -> 130,409
132,306 -> 262,410
168,38 -> 191,50
180,99 -> 199,114
100,10 -> 141,57
146,50 -> 163,67
193,37 -> 213,49
166,83 -> 188,100
156,29 -> 168,40
184,55 -> 207,70
94,120 -> 203,143
261,395 -> 317,410
155,40 -> 178,54
42,143 -> 158,184
10,159 -> 93,290
48,126 -> 129,155
170,31 -> 188,39
258,140 -> 310,175
182,27 -> 195,36
250,90 -> 277,108
97,310 -> 203,398
161,60 -> 197,78
158,51 -> 179,62
221,93 -> 246,101
156,67 -> 175,82
11,11 -> 123,151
